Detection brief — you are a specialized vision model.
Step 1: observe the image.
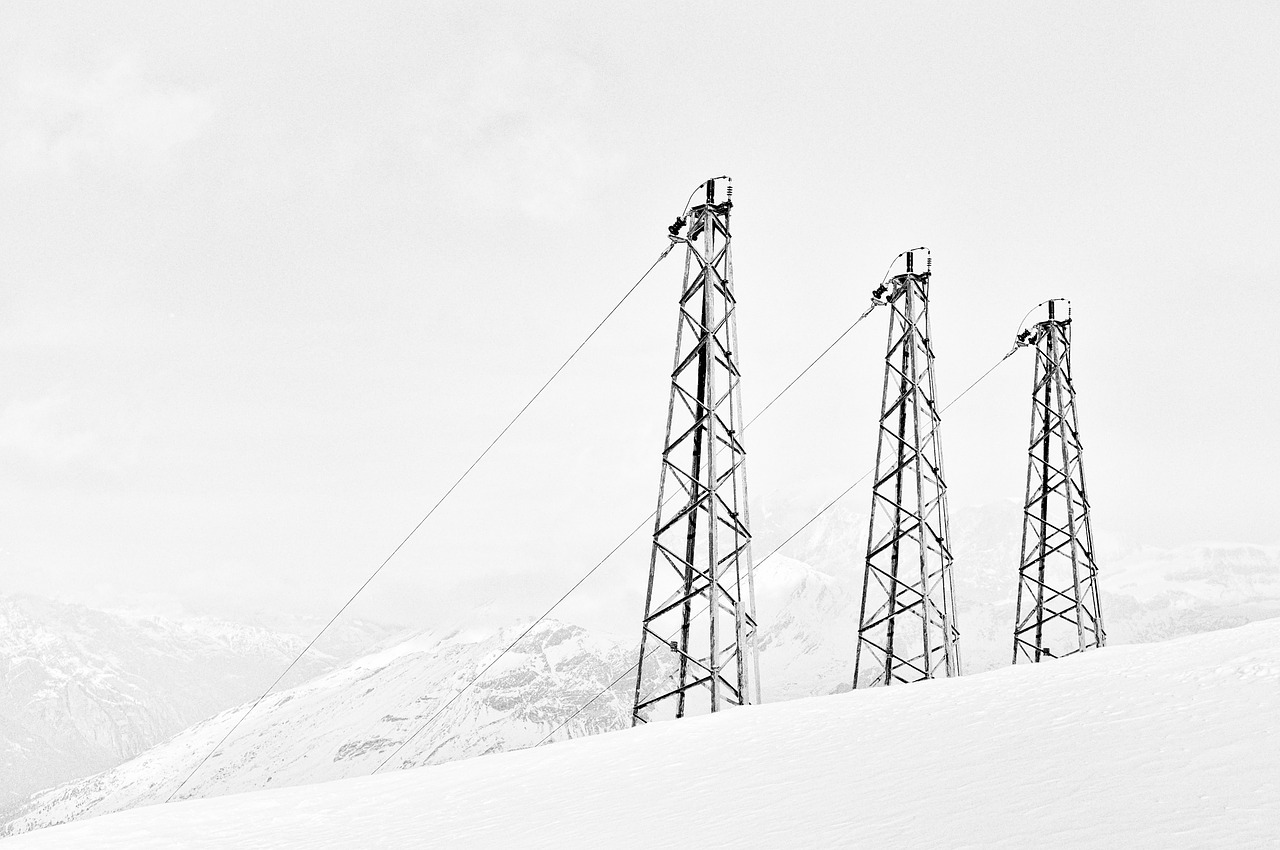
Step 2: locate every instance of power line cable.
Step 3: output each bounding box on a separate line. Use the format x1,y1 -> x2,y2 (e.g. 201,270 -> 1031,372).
526,603 -> 707,749
533,343 -> 1023,747
745,303 -> 876,427
369,259 -> 1023,765
370,507 -> 659,773
533,466 -> 873,748
164,239 -> 678,803
368,296 -> 886,772
941,346 -> 1020,413
168,187 -> 878,794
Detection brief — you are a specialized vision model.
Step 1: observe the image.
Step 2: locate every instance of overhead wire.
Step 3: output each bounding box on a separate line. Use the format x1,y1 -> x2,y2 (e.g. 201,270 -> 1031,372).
526,600 -> 711,750
532,470 -> 873,749
165,177 -> 774,795
164,235 -> 681,803
368,508 -> 657,773
532,340 -> 1025,748
367,291 -> 888,772
170,233 -> 1001,787
364,247 -> 935,771
942,345 -> 1020,411
744,303 -> 877,427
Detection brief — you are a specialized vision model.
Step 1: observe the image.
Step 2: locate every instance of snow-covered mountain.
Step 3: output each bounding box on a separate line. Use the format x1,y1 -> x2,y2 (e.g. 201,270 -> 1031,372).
757,498 -> 1280,674
0,592 -> 394,815
6,553 -> 864,835
7,617 -> 1279,849
6,502 -> 1277,836
754,555 -> 859,700
0,549 -> 805,832
3,619 -> 636,834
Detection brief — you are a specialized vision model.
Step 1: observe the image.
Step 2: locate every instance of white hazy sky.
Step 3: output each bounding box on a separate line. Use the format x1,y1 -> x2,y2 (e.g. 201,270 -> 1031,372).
1,2 -> 1277,635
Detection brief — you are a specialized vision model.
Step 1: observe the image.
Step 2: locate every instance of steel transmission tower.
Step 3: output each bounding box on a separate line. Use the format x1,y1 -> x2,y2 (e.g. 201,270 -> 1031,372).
633,178 -> 759,724
854,251 -> 962,687
1012,300 -> 1105,662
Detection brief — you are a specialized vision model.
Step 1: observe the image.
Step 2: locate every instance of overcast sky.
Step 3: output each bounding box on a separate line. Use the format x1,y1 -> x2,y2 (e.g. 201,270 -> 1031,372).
1,2 -> 1277,636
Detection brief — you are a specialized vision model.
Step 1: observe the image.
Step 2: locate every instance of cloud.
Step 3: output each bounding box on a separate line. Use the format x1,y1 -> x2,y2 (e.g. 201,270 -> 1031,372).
0,57 -> 214,178
415,50 -> 623,220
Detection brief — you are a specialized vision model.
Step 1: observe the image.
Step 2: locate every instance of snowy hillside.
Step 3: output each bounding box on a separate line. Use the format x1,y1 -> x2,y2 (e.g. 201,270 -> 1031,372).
3,620 -> 636,834
3,555 -> 858,833
6,617 -> 1279,848
760,500 -> 1280,674
0,592 -> 392,814
8,533 -> 1280,836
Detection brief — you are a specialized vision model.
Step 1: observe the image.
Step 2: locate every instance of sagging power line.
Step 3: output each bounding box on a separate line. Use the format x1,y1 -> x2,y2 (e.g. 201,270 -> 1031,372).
165,209 -> 681,802
160,177 -> 1107,801
538,334 -> 1025,746
370,180 -> 887,769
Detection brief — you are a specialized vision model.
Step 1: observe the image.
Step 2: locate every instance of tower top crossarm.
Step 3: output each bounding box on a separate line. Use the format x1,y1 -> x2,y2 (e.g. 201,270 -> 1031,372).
666,176 -> 732,243
1015,298 -> 1072,347
870,247 -> 930,306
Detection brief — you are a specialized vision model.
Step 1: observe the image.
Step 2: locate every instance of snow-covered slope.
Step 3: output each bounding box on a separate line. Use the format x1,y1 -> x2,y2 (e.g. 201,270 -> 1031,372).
3,620 -> 635,834
760,500 -> 1280,674
0,592 -> 391,814
7,617 -> 1279,849
3,554 -> 852,834
10,531 -> 1279,836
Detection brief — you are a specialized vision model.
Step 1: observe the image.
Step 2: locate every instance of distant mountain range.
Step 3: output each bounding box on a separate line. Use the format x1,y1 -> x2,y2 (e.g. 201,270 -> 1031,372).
13,617 -> 1279,848
5,500 -> 1279,835
757,498 -> 1280,673
0,592 -> 394,816
3,619 -> 636,834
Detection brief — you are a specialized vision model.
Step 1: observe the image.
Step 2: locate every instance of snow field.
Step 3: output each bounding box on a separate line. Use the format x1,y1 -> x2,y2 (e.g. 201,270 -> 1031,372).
5,617 -> 1278,848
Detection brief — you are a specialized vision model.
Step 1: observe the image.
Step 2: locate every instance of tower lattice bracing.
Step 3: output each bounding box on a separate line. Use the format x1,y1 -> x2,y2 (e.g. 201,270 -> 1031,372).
854,252 -> 961,687
1012,300 -> 1105,662
633,178 -> 758,724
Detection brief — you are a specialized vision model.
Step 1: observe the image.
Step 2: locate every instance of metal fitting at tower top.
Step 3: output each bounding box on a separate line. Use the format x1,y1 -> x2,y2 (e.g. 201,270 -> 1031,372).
1012,299 -> 1105,663
855,250 -> 962,687
633,177 -> 759,723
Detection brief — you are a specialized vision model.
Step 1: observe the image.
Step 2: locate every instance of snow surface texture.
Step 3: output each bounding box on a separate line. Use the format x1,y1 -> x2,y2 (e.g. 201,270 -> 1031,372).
5,617 -> 1279,849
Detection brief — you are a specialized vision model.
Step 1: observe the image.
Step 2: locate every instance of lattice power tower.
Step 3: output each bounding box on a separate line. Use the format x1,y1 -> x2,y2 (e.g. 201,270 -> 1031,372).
632,178 -> 759,724
854,251 -> 962,686
1012,299 -> 1105,662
